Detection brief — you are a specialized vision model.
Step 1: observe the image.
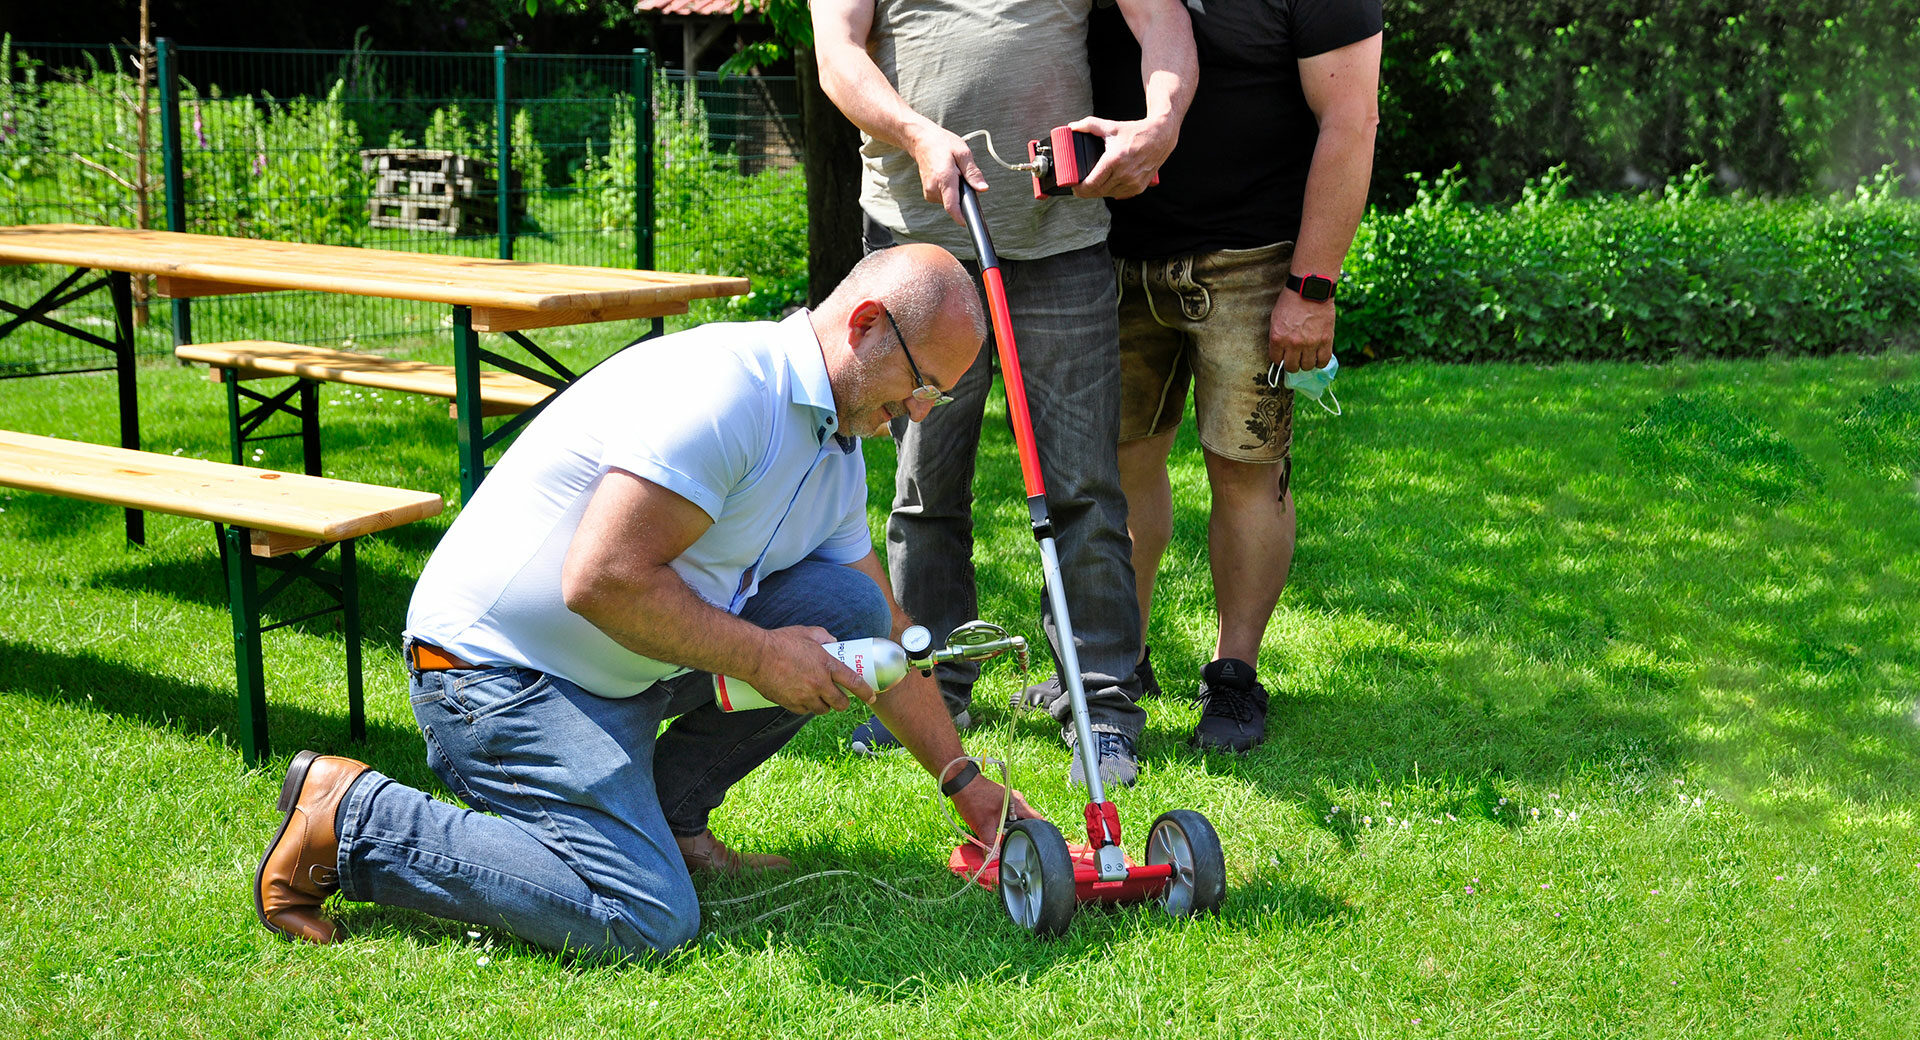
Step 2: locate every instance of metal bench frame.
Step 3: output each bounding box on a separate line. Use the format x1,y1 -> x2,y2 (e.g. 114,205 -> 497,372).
217,526 -> 364,764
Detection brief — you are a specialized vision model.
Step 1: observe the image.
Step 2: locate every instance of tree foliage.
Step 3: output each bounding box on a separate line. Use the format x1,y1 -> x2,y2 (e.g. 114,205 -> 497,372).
1377,1 -> 1920,203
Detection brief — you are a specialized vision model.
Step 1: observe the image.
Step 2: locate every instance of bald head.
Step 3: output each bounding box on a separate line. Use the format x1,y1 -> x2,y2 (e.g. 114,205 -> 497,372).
815,244 -> 987,372
812,243 -> 987,438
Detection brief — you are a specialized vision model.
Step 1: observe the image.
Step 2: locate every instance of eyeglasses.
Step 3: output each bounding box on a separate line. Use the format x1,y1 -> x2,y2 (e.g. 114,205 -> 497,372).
882,307 -> 953,406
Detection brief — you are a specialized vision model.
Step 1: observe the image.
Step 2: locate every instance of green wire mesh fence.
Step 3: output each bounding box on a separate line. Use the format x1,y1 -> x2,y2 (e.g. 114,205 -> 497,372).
0,38 -> 804,375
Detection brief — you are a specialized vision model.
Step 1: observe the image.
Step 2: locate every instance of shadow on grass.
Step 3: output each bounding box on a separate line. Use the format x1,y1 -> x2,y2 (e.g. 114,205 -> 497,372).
84,549 -> 422,654
329,827 -> 1356,988
677,832 -> 1350,993
0,639 -> 417,762
1116,363 -> 1919,830
1224,868 -> 1357,928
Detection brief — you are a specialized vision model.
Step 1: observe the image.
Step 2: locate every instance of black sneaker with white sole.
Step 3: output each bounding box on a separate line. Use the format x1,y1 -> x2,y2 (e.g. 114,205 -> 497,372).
1190,657 -> 1269,752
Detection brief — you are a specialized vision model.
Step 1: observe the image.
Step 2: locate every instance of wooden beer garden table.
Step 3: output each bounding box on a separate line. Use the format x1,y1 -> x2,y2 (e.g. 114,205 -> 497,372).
0,224 -> 749,530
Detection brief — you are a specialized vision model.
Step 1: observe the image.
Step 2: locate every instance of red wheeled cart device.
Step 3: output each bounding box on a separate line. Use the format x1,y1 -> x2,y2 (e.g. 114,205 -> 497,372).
946,181 -> 1227,935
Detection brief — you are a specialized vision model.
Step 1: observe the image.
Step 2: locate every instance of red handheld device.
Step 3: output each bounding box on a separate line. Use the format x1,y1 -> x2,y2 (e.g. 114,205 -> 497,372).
1028,126 -> 1159,198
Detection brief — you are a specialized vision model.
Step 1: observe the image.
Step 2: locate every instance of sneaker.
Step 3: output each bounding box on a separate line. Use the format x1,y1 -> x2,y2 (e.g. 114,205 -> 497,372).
1018,646 -> 1164,710
849,709 -> 971,755
1190,657 -> 1269,752
1067,730 -> 1140,788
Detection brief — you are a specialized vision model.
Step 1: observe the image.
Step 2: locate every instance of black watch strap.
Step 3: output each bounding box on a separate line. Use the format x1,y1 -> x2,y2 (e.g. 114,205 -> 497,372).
940,761 -> 981,797
1286,272 -> 1338,301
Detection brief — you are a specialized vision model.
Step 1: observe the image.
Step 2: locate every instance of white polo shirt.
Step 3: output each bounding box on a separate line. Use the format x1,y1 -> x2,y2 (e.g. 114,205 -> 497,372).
405,311 -> 872,697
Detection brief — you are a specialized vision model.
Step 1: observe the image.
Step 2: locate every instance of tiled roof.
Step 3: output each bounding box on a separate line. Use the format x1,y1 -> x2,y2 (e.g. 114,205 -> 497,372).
634,0 -> 741,15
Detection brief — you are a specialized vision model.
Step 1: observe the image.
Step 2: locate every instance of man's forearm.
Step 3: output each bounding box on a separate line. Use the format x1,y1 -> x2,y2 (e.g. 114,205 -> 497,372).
1072,0 -> 1196,197
872,673 -> 970,778
842,550 -> 970,777
814,47 -> 932,153
572,562 -> 775,684
1289,115 -> 1377,277
1132,2 -> 1197,153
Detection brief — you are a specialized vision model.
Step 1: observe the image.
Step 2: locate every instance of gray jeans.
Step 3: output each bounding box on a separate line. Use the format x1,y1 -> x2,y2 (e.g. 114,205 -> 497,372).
869,218 -> 1145,741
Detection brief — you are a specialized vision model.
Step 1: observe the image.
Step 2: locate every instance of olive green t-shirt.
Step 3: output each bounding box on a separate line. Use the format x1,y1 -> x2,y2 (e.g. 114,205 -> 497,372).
859,0 -> 1110,261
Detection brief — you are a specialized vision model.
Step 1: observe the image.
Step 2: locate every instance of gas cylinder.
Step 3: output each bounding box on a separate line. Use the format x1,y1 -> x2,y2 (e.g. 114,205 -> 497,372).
713,637 -> 910,712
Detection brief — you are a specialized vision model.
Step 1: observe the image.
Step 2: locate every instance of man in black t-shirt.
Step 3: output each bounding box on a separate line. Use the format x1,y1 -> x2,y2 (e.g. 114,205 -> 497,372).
1088,0 -> 1382,751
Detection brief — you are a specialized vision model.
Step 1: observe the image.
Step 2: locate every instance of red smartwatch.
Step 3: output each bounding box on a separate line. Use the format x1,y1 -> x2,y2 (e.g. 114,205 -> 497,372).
1285,272 -> 1338,302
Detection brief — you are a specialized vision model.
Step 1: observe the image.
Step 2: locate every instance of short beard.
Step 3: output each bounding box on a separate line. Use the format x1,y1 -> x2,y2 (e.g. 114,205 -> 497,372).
833,344 -> 893,435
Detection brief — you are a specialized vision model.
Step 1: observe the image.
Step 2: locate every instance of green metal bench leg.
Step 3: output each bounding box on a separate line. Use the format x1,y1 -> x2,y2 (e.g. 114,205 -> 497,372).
223,371 -> 321,472
224,372 -> 246,466
341,537 -> 365,742
109,271 -> 144,545
222,524 -> 271,766
453,305 -> 485,502
300,381 -> 323,477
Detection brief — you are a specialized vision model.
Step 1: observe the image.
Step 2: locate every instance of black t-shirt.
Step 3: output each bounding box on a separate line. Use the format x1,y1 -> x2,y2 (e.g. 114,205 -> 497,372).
1091,0 -> 1382,259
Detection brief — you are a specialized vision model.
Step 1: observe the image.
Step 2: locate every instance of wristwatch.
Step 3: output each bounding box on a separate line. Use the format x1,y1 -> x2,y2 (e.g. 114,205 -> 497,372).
1285,272 -> 1338,302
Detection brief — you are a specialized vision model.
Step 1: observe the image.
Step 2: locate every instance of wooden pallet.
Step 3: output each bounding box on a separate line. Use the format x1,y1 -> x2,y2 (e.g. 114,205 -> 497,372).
361,149 -> 516,235
363,148 -> 495,183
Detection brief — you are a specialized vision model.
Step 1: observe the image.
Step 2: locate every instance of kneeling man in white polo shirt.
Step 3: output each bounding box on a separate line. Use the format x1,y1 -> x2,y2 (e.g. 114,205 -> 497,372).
253,244 -> 1036,959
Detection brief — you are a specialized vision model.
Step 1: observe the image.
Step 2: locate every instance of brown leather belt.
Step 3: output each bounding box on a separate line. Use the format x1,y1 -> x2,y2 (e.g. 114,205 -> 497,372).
411,642 -> 476,672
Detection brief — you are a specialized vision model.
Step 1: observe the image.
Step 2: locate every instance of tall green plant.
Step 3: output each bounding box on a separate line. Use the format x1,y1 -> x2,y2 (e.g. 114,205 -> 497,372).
0,50 -> 151,228
0,36 -> 49,190
182,79 -> 368,244
579,76 -> 805,317
511,109 -> 546,193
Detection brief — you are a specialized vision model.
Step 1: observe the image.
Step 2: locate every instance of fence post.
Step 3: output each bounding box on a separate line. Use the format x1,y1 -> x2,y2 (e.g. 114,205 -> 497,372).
156,37 -> 191,346
494,45 -> 513,259
632,49 -> 660,338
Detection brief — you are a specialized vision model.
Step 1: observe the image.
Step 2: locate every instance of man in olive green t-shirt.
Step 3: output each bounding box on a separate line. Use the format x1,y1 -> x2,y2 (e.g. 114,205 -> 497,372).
812,0 -> 1196,787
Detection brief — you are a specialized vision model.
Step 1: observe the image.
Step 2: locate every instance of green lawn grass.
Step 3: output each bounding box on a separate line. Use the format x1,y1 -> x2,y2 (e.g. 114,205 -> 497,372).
1,347 -> 1916,1038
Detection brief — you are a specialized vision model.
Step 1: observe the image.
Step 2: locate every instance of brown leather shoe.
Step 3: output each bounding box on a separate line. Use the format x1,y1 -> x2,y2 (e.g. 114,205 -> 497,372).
254,750 -> 369,943
674,829 -> 791,875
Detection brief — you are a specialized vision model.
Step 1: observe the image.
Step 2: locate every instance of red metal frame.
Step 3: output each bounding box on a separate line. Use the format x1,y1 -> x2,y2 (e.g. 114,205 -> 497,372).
949,842 -> 1175,902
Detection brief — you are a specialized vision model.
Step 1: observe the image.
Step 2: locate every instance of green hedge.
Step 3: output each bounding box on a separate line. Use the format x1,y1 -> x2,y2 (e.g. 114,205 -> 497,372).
1378,1 -> 1920,202
1342,166 -> 1920,362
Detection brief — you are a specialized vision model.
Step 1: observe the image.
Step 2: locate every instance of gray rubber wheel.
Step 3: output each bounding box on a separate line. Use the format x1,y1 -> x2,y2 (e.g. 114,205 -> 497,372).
1145,809 -> 1226,916
998,818 -> 1076,936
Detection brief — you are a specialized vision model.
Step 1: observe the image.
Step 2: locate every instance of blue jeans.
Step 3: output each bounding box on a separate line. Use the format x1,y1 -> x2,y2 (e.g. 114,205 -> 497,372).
334,559 -> 890,959
871,219 -> 1145,740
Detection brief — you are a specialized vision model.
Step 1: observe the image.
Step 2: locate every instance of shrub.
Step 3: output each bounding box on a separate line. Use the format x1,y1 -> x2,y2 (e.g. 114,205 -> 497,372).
0,37 -> 49,189
0,49 -> 154,228
383,102 -> 550,199
1342,165 -> 1920,362
181,79 -> 367,244
580,77 -> 806,319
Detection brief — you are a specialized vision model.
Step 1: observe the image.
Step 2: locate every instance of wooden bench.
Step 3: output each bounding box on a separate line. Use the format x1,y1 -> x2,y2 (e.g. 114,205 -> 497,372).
0,429 -> 445,765
175,341 -> 561,477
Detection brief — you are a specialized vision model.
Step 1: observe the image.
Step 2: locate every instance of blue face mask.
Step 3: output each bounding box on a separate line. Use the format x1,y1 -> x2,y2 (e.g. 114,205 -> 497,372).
1270,355 -> 1342,415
